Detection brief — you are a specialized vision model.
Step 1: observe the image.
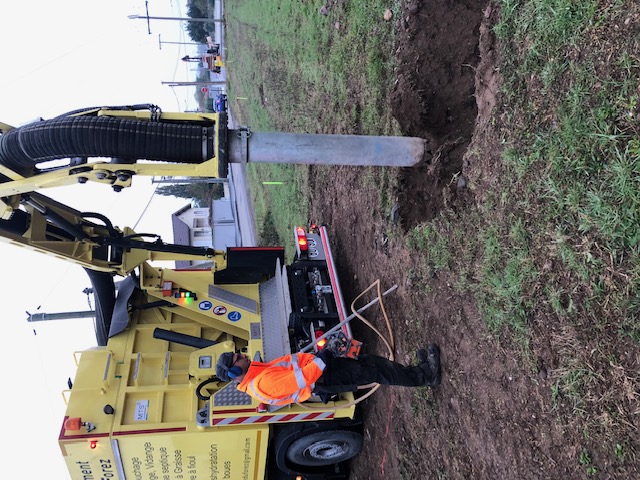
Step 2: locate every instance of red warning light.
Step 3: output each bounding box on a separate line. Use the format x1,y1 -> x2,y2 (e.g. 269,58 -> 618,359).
90,440 -> 98,449
314,330 -> 326,349
64,417 -> 82,431
296,227 -> 308,252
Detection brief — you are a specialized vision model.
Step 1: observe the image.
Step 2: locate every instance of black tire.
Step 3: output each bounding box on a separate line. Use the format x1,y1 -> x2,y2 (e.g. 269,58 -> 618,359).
285,430 -> 363,467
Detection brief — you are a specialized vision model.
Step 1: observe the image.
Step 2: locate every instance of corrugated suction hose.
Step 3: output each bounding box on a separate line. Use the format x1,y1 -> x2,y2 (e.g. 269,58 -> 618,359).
0,115 -> 214,177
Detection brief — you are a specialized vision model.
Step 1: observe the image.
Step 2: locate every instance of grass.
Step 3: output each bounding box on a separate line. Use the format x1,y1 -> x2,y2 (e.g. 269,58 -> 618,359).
579,448 -> 598,475
246,162 -> 308,258
226,0 -> 400,245
225,0 -> 640,470
493,0 -> 640,335
486,0 -> 640,458
226,0 -> 398,135
407,223 -> 452,273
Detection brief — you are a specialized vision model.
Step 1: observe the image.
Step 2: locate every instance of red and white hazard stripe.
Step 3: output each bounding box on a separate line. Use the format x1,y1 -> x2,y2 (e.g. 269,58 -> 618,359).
211,411 -> 334,426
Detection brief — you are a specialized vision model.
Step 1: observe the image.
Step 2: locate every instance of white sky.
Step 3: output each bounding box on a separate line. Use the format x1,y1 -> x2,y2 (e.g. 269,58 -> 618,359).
0,1 -> 205,477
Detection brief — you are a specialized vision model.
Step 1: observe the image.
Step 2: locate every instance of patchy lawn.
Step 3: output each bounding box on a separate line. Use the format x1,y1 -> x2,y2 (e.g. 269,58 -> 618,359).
226,0 -> 640,478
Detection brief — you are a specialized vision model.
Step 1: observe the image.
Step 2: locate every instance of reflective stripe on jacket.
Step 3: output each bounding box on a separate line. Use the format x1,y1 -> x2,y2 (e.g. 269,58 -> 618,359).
236,353 -> 326,405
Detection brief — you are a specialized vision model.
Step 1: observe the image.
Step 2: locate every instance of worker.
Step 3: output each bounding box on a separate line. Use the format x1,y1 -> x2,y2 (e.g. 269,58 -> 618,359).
215,345 -> 441,406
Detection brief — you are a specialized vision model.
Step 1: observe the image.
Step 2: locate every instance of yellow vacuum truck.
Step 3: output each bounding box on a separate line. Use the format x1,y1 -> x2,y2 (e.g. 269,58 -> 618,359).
0,105 -> 429,480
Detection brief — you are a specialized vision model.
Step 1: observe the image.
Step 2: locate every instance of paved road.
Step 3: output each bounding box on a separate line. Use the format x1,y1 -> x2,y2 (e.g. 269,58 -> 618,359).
227,113 -> 258,247
228,164 -> 257,247
210,0 -> 257,247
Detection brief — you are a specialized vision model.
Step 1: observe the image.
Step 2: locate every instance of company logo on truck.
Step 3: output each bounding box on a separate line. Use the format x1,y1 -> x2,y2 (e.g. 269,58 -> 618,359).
73,459 -> 114,480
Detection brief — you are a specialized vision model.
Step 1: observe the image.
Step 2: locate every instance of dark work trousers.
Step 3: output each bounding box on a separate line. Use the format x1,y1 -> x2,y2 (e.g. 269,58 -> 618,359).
315,354 -> 433,394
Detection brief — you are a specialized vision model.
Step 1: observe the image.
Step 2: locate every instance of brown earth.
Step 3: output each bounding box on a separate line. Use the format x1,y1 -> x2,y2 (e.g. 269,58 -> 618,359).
307,1 -> 638,479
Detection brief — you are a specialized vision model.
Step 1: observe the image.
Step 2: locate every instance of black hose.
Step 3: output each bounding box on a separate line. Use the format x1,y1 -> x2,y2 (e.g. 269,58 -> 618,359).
21,194 -> 89,241
153,328 -> 217,349
81,212 -> 118,236
83,268 -> 116,346
196,377 -> 220,401
121,233 -> 160,240
54,104 -> 161,119
132,300 -> 175,311
0,115 -> 215,177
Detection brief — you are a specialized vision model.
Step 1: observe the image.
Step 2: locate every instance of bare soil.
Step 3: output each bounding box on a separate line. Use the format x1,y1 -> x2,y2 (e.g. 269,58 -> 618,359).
307,1 -> 639,479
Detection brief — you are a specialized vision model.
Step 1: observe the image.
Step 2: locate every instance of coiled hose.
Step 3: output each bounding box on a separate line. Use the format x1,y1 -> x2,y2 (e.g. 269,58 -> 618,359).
0,115 -> 215,177
299,279 -> 396,410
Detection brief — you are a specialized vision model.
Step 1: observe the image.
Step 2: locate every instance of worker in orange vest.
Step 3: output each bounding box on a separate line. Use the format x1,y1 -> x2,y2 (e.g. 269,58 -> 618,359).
215,345 -> 441,406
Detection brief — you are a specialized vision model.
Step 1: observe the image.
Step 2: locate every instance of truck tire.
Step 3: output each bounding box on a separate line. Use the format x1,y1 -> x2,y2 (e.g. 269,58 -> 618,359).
284,429 -> 363,467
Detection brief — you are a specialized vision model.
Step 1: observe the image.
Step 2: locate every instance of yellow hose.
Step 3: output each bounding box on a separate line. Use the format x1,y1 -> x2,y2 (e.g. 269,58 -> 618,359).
298,279 -> 396,410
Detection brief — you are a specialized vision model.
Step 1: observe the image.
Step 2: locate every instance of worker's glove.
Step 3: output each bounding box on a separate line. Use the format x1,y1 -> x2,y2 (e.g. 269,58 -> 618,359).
314,347 -> 334,364
324,332 -> 351,357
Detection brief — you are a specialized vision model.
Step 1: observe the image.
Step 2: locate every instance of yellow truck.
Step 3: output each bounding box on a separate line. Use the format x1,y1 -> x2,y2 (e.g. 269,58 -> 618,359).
0,105 -> 428,480
57,224 -> 360,480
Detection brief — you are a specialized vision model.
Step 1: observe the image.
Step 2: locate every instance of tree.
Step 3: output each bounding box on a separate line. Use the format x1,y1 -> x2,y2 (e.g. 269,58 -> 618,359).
157,183 -> 224,207
185,2 -> 215,43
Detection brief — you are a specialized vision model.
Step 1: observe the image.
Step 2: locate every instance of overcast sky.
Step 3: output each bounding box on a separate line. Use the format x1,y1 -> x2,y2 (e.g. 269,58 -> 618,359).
0,1 -> 202,477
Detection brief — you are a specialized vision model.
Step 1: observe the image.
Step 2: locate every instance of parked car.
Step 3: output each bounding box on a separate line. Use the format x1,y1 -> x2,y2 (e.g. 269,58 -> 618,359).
214,94 -> 228,113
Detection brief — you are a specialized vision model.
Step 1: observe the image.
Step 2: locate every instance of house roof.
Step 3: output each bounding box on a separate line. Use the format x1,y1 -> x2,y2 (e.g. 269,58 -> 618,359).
172,204 -> 192,269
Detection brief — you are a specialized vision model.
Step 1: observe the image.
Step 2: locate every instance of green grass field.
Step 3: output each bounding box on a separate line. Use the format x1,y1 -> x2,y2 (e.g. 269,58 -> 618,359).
224,0 -> 640,461
226,0 -> 640,335
225,0 -> 402,250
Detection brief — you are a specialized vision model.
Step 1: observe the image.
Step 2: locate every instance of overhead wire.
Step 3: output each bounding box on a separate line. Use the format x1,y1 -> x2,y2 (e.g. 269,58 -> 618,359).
133,182 -> 160,230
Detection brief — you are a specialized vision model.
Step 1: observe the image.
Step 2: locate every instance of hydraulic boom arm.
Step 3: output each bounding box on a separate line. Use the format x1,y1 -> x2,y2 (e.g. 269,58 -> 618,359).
0,104 -> 429,273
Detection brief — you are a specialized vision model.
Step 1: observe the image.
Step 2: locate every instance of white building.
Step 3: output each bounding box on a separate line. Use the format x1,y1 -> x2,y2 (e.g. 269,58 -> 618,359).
171,197 -> 238,269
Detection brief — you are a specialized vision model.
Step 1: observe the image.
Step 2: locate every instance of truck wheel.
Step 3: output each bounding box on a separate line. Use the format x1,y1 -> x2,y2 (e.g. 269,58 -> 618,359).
285,430 -> 363,467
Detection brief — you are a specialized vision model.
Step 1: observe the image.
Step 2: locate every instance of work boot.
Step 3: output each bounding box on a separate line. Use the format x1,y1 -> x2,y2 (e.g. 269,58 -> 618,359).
419,344 -> 441,386
426,344 -> 441,386
417,348 -> 429,365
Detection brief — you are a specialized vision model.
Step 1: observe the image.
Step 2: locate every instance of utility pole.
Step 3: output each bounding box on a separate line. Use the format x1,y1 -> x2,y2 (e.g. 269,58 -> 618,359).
158,34 -> 201,49
129,14 -> 224,33
161,81 -> 226,86
129,14 -> 223,23
27,311 -> 95,322
152,177 -> 228,184
128,1 -> 223,34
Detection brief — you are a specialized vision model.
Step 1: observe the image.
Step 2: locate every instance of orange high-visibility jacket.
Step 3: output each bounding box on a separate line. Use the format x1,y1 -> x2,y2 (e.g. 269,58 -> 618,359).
236,353 -> 326,405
